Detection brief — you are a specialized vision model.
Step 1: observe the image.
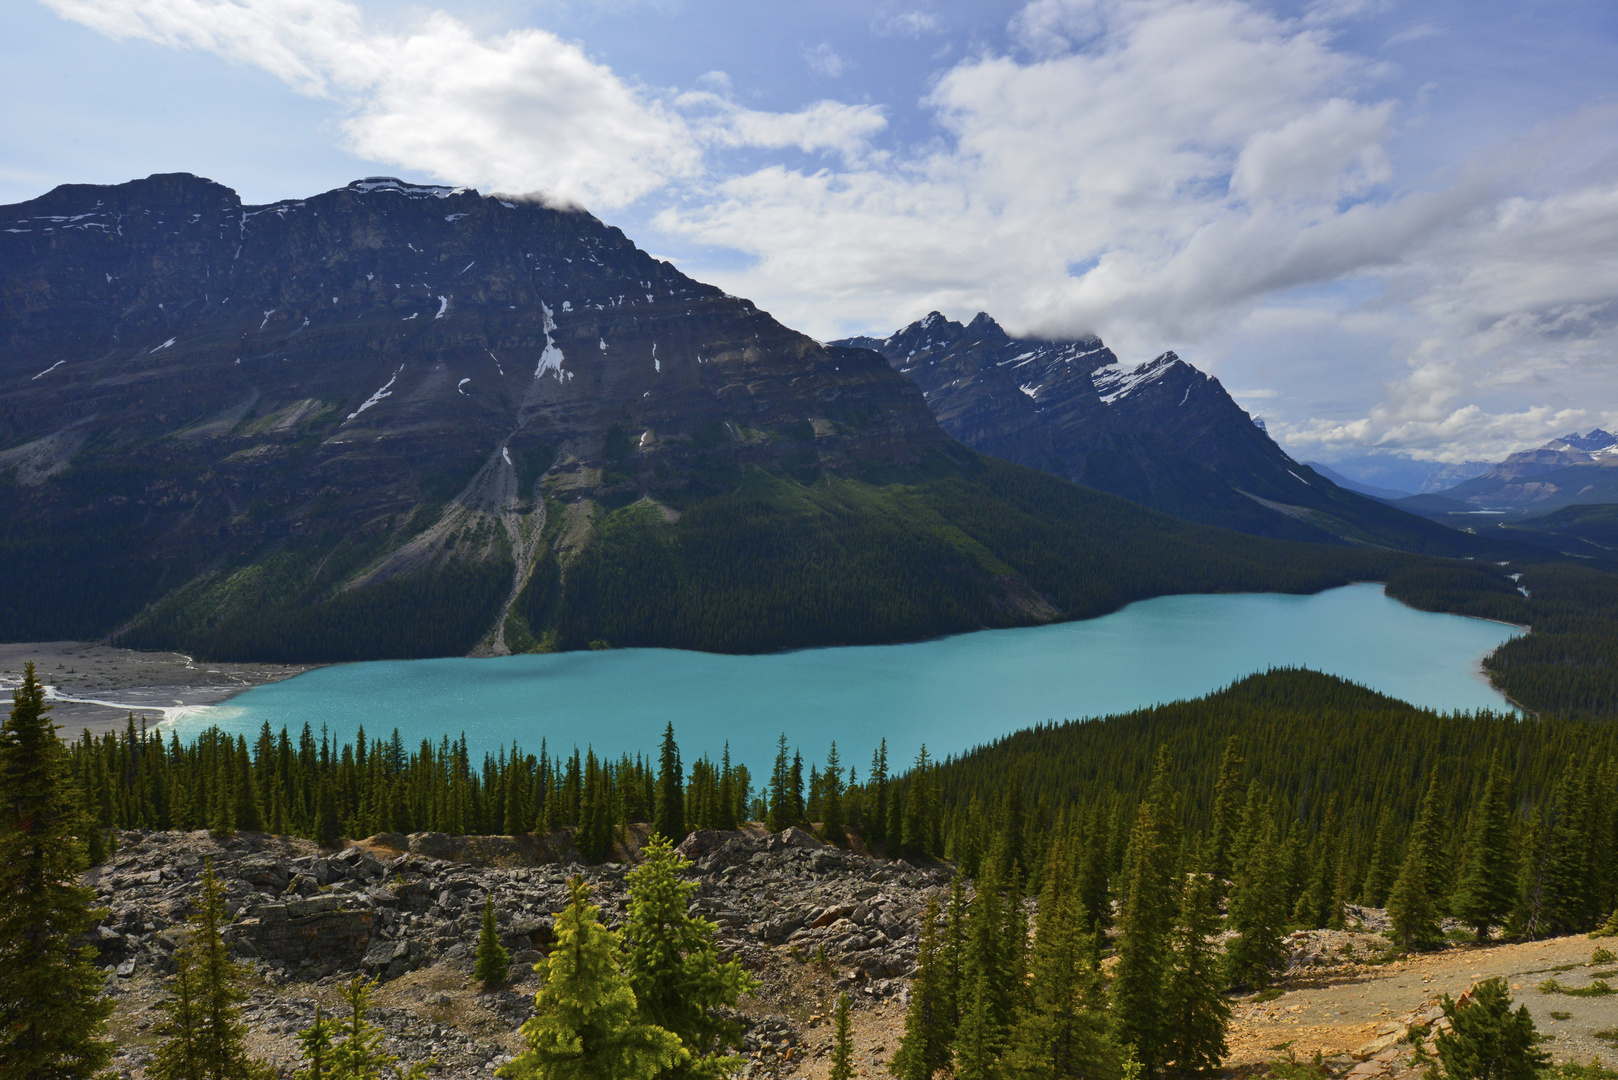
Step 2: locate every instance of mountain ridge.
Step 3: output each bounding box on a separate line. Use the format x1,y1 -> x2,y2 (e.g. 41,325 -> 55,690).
1,174 -> 1505,661
834,312 -> 1506,556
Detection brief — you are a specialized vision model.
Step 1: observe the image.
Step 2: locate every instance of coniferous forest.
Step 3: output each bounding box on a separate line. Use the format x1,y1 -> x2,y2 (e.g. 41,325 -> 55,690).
10,650 -> 1618,1076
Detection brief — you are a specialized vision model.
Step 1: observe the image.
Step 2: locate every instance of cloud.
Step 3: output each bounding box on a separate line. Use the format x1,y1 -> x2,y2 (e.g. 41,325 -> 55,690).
874,9 -> 941,38
803,42 -> 847,78
44,0 -> 698,207
42,0 -> 1618,463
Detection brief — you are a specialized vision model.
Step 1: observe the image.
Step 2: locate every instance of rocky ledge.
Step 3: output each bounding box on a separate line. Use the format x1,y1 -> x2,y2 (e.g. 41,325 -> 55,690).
88,825 -> 950,1078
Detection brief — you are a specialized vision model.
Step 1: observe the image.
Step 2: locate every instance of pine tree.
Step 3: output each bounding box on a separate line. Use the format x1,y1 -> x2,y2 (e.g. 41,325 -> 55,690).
1433,978 -> 1549,1080
822,742 -> 845,845
501,877 -> 683,1080
1111,756 -> 1176,1076
767,735 -> 792,833
621,836 -> 758,1077
150,861 -> 272,1080
293,1004 -> 335,1080
1162,859 -> 1230,1078
653,724 -> 685,844
1361,807 -> 1399,906
1388,769 -> 1446,951
1206,737 -> 1245,892
891,895 -> 950,1080
0,662 -> 115,1080
1002,842 -> 1118,1080
828,993 -> 855,1080
323,976 -> 430,1079
1452,763 -> 1518,942
231,736 -> 260,833
475,894 -> 512,989
868,740 -> 889,849
1224,813 -> 1287,990
315,776 -> 341,848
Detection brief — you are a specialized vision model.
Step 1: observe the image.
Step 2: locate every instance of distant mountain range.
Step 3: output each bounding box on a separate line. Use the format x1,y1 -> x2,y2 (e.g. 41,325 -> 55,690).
1,174 -> 1439,661
1393,428 -> 1618,518
1380,428 -> 1618,555
834,312 -> 1492,555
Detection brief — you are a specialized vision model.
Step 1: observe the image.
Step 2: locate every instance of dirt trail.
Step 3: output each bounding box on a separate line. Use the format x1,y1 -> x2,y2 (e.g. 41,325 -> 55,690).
1228,933 -> 1617,1070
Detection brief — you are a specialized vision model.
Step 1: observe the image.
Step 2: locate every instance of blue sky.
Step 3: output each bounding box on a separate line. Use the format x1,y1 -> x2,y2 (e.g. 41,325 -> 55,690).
6,0 -> 1618,482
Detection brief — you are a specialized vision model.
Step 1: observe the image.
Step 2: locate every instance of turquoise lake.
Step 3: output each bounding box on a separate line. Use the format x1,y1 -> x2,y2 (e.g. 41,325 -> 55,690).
186,584 -> 1519,775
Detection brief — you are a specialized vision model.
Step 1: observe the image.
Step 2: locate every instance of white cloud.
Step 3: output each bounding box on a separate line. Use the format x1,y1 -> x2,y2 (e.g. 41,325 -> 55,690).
44,0 -> 698,207
803,42 -> 847,79
874,9 -> 941,38
41,0 -> 1618,464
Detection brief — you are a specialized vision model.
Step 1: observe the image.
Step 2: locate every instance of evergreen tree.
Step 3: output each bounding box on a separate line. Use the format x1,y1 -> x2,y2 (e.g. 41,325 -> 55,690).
324,976 -> 431,1080
766,735 -> 792,833
1206,736 -> 1245,891
292,1004 -> 334,1080
654,724 -> 685,844
1224,813 -> 1287,990
822,742 -> 845,845
1002,843 -> 1118,1080
953,968 -> 1005,1080
1361,807 -> 1399,906
0,662 -> 115,1080
1162,859 -> 1229,1078
1111,755 -> 1176,1076
621,836 -> 758,1078
828,993 -> 855,1080
1451,763 -> 1518,942
891,895 -> 950,1080
500,877 -> 684,1080
475,894 -> 512,989
315,776 -> 341,848
231,736 -> 260,833
150,861 -> 272,1080
1433,978 -> 1549,1080
868,740 -> 889,849
1388,769 -> 1446,951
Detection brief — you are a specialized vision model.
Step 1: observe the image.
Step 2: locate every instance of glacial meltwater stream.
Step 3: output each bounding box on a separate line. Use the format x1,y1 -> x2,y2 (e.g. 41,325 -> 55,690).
185,584 -> 1520,772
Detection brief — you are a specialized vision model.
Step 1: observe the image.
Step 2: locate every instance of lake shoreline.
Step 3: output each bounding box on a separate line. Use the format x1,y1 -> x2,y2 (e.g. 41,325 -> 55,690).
0,641 -> 319,737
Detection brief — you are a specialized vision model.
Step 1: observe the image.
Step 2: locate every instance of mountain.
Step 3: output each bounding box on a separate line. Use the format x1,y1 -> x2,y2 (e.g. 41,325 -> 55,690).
1,174 -> 1431,661
1393,429 -> 1618,524
834,312 -> 1495,555
1302,461 -> 1412,500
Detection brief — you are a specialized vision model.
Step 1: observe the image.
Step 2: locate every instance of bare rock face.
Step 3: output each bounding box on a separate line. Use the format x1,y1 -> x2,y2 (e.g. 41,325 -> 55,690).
840,312 -> 1487,553
0,174 -> 951,651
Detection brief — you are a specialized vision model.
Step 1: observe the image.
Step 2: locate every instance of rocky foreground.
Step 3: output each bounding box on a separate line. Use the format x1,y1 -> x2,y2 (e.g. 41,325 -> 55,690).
89,826 -> 1615,1080
91,825 -> 946,1078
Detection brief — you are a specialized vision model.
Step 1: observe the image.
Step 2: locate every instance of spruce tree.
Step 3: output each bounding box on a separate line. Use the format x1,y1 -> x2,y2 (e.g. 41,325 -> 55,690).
150,861 -> 272,1080
822,742 -> 845,845
315,776 -> 341,848
1224,813 -> 1287,990
0,662 -> 115,1080
1002,842 -> 1118,1080
891,895 -> 950,1080
475,894 -> 512,989
293,1004 -> 334,1080
501,877 -> 684,1080
1162,859 -> 1230,1077
828,993 -> 855,1080
1111,757 -> 1176,1076
621,835 -> 758,1077
1452,763 -> 1518,942
867,740 -> 888,849
231,735 -> 260,833
766,735 -> 792,833
1433,978 -> 1549,1080
1206,736 -> 1245,892
653,724 -> 685,843
323,976 -> 430,1080
1388,769 -> 1446,951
